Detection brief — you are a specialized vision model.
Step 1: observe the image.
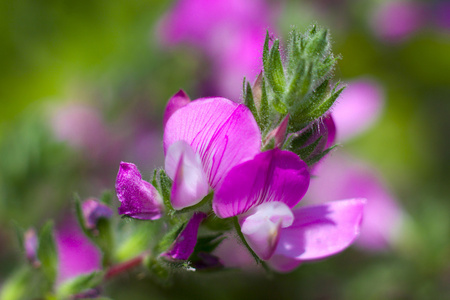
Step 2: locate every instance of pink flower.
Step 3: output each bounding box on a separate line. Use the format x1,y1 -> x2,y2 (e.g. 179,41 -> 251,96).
157,0 -> 275,100
371,1 -> 427,42
305,154 -> 404,251
55,219 -> 101,284
333,79 -> 384,142
163,93 -> 261,210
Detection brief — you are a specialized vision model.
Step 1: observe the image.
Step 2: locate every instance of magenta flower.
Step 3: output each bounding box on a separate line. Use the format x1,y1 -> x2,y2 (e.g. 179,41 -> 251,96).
305,154 -> 404,251
162,212 -> 207,261
213,148 -> 364,266
333,79 -> 384,141
115,162 -> 164,220
55,219 -> 101,284
163,96 -> 261,210
371,1 -> 426,42
81,198 -> 114,230
157,0 -> 274,100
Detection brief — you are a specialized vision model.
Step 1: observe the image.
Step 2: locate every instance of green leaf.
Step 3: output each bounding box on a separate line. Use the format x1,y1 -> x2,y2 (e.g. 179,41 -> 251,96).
154,222 -> 185,255
11,222 -> 25,253
37,221 -> 58,285
306,144 -> 338,166
244,81 -> 260,124
305,28 -> 329,58
289,129 -> 314,150
262,31 -> 270,70
296,136 -> 323,160
100,190 -> 113,206
259,76 -> 270,132
174,192 -> 213,215
159,169 -> 174,213
56,271 -> 103,298
307,85 -> 345,119
0,267 -> 32,300
74,194 -> 90,237
266,39 -> 286,97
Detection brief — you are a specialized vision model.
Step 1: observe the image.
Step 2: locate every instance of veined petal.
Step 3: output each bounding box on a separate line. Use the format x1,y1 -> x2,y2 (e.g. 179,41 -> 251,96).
165,141 -> 209,210
116,162 -> 163,220
213,149 -> 310,218
163,90 -> 191,128
162,212 -> 207,261
268,198 -> 365,272
163,97 -> 261,188
323,114 -> 336,148
239,202 -> 294,260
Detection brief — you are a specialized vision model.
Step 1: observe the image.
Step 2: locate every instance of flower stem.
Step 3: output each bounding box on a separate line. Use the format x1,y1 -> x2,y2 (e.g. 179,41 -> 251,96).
104,251 -> 150,280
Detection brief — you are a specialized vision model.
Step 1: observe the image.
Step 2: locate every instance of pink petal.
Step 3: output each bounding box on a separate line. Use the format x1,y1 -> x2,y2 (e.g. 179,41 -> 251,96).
213,149 -> 310,218
55,218 -> 101,284
166,141 -> 209,210
163,90 -> 191,129
116,162 -> 163,220
162,212 -> 207,261
239,202 -> 294,260
269,198 -> 365,272
332,79 -> 384,141
164,97 -> 261,189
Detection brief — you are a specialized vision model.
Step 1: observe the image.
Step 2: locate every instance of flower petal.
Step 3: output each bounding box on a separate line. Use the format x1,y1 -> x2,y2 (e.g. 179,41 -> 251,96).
116,162 -> 163,220
239,202 -> 294,260
166,141 -> 209,210
163,90 -> 191,128
162,212 -> 207,261
164,97 -> 261,188
269,198 -> 365,272
213,149 -> 310,218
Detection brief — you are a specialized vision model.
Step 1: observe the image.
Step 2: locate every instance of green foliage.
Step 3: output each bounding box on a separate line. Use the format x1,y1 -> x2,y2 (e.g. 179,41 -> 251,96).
36,221 -> 58,285
56,271 -> 104,299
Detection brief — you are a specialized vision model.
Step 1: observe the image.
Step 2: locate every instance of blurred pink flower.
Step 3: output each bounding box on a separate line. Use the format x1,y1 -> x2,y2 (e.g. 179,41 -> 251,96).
371,1 -> 427,42
50,102 -> 116,160
55,218 -> 102,284
305,154 -> 404,251
333,79 -> 384,141
158,0 -> 275,100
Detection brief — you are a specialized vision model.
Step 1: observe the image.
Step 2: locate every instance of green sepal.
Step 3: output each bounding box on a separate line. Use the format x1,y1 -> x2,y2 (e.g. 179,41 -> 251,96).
74,194 -> 89,236
56,271 -> 103,299
289,129 -> 314,150
193,234 -> 225,254
296,136 -> 323,160
265,39 -> 286,97
305,144 -> 338,166
305,28 -> 329,59
203,214 -> 234,232
173,192 -> 213,216
100,190 -> 113,206
244,81 -> 260,124
307,85 -> 345,119
262,31 -> 270,70
259,76 -> 270,132
158,169 -> 174,213
37,221 -> 58,285
154,222 -> 185,255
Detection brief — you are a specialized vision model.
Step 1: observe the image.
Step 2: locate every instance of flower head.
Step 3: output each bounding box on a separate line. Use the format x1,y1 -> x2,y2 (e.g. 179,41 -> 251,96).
81,198 -> 114,230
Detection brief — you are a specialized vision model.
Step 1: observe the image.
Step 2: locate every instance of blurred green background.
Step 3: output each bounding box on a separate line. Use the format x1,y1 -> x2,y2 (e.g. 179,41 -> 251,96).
0,0 -> 449,299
